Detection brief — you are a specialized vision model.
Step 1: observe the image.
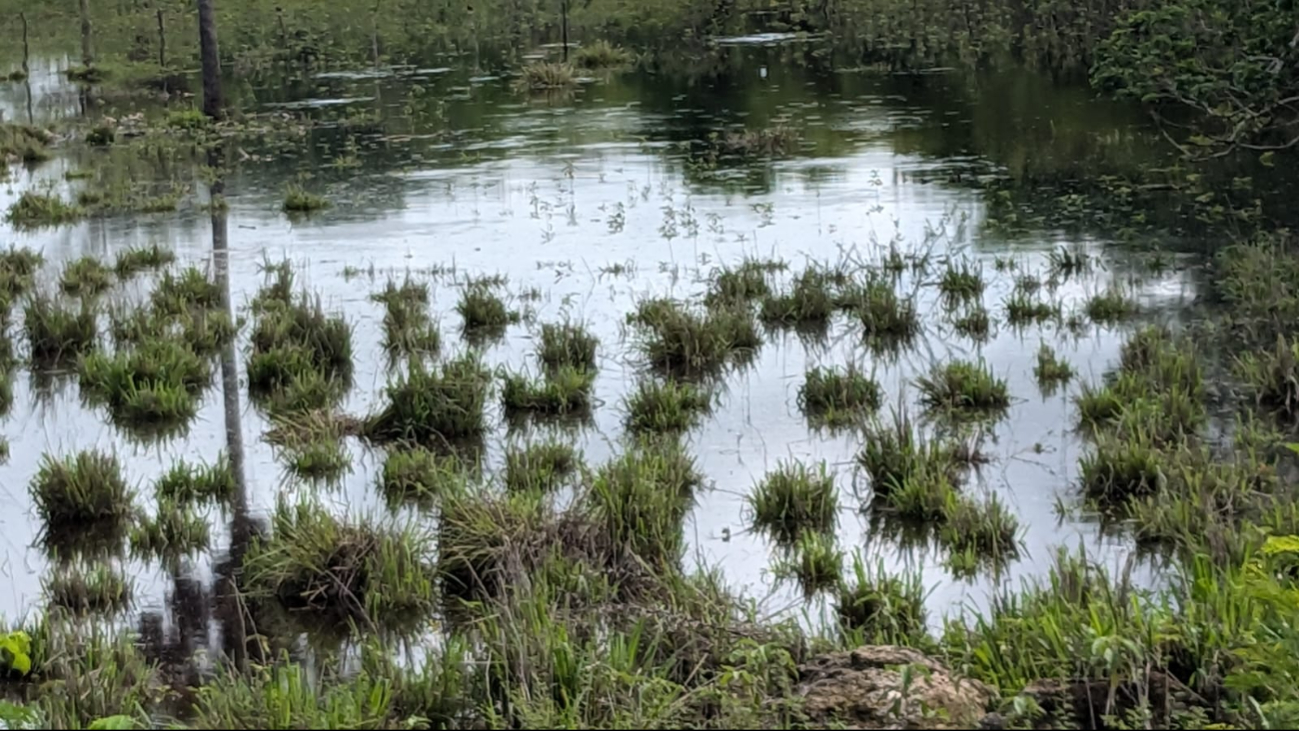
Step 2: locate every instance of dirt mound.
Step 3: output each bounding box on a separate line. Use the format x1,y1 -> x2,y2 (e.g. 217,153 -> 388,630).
798,645 -> 996,729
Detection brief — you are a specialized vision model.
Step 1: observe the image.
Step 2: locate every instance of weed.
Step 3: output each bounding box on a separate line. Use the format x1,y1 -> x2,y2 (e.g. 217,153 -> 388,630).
457,283 -> 518,336
773,531 -> 843,597
842,279 -> 919,342
630,298 -> 761,376
155,456 -> 235,504
858,411 -> 955,496
78,337 -> 210,427
1078,433 -> 1165,505
759,268 -> 837,326
1034,343 -> 1074,388
953,307 -> 992,339
4,192 -> 82,227
798,365 -> 882,426
938,493 -> 1021,561
152,266 -> 222,314
836,558 -> 928,644
916,360 -> 1011,413
574,40 -> 634,69
704,260 -> 774,307
1236,335 -> 1299,417
130,499 -> 212,559
245,497 -> 438,623
59,257 -> 113,296
30,451 -> 133,530
248,292 -> 353,400
375,279 -> 440,357
113,243 -> 174,277
505,441 -> 580,492
288,440 -> 352,481
282,184 -> 329,213
538,321 -> 598,371
516,61 -> 577,90
885,462 -> 958,521
364,353 -> 492,444
1004,293 -> 1060,325
1047,245 -> 1092,279
44,565 -> 133,615
1014,273 -> 1043,294
25,295 -> 97,366
381,447 -> 463,506
711,126 -> 801,158
85,125 -> 115,146
586,445 -> 700,567
1085,286 -> 1139,324
623,378 -> 713,433
937,259 -> 985,302
748,461 -> 838,543
0,246 -> 44,286
502,366 -> 594,417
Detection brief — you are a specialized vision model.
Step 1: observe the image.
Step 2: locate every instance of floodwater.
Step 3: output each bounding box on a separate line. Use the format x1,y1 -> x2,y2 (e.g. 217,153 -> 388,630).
0,44 -> 1199,637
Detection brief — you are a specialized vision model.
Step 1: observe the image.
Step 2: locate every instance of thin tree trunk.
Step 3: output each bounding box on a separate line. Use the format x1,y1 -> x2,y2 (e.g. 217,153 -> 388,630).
20,12 -> 30,76
197,0 -> 224,118
157,9 -> 166,68
79,0 -> 94,66
561,0 -> 569,62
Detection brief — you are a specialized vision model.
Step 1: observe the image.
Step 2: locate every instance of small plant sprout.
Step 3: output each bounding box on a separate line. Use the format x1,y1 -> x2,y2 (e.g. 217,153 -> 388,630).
623,378 -> 713,433
748,461 -> 838,544
798,365 -> 883,427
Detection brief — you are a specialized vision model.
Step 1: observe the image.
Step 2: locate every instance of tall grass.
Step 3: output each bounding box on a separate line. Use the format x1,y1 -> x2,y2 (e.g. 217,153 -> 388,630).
798,364 -> 882,426
748,461 -> 838,543
364,353 -> 492,444
629,298 -> 760,376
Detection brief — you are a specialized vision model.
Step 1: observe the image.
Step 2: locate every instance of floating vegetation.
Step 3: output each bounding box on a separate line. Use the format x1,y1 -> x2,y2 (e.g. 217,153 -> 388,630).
504,441 -> 579,493
1004,293 -> 1060,326
630,298 -> 760,376
5,191 -> 83,227
59,256 -> 114,296
574,39 -> 634,69
773,531 -> 843,598
748,461 -> 838,544
364,353 -> 491,444
501,366 -> 595,416
537,321 -> 598,372
1033,343 -> 1074,389
44,565 -> 133,615
916,360 -> 1011,414
282,184 -> 330,213
30,451 -> 133,532
515,61 -> 577,90
798,365 -> 882,427
1085,286 -> 1139,324
623,378 -> 713,433
937,258 -> 985,302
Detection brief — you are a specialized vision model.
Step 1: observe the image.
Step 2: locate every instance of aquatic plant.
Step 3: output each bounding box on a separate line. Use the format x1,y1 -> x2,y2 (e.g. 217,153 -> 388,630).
501,366 -> 595,416
364,353 -> 492,443
704,260 -> 775,308
623,378 -> 713,433
1033,343 -> 1074,388
151,266 -> 222,314
1004,293 -> 1060,325
538,321 -> 598,371
953,307 -> 992,339
843,279 -> 919,343
858,411 -> 954,496
30,451 -> 133,530
504,441 -> 580,493
574,39 -> 633,68
24,295 -> 98,366
457,283 -> 518,335
282,184 -> 330,213
937,258 -> 985,302
884,461 -> 958,522
4,192 -> 82,227
287,439 -> 352,481
1236,335 -> 1299,417
59,257 -> 114,296
629,298 -> 761,376
113,243 -> 175,277
798,365 -> 882,426
44,565 -> 133,615
772,531 -> 843,598
938,493 -> 1021,560
516,61 -> 577,90
711,126 -> 800,158
916,360 -> 1011,413
748,461 -> 838,544
381,447 -> 463,505
1085,286 -> 1139,324
759,268 -> 837,326
130,499 -> 212,559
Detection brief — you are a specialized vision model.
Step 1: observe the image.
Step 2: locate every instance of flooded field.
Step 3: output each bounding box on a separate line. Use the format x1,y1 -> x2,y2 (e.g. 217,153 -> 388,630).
0,42 -> 1201,635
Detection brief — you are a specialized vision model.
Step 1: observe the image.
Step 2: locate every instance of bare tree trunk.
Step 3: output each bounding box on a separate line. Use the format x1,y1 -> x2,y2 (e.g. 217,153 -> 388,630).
157,9 -> 166,68
79,0 -> 94,66
197,0 -> 224,118
561,0 -> 569,62
20,12 -> 30,77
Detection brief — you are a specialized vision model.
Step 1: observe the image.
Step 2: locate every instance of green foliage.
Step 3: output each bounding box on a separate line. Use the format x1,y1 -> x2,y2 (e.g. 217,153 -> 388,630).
30,450 -> 134,529
364,353 -> 491,443
60,257 -> 114,296
505,441 -> 579,493
282,184 -> 329,213
798,364 -> 882,427
0,631 -> 32,676
748,461 -> 838,544
5,192 -> 83,227
836,558 -> 928,645
623,378 -> 713,433
629,298 -> 760,376
381,447 -> 462,505
501,366 -> 595,416
916,360 -> 1011,413
538,321 -> 598,371
574,39 -> 634,69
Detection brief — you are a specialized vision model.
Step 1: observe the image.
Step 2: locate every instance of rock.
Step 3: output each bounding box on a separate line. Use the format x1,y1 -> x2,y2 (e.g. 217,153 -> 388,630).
797,645 -> 996,729
1019,672 -> 1205,729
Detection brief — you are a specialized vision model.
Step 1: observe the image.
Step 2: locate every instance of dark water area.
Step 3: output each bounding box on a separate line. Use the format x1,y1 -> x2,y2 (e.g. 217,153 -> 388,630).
0,36 -> 1269,651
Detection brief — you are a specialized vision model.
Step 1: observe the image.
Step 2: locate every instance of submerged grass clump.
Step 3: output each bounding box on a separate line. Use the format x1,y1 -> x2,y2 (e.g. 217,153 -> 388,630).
1034,343 -> 1074,389
748,461 -> 838,544
282,184 -> 329,213
245,498 -> 438,623
516,61 -> 577,90
380,447 -> 462,505
364,353 -> 492,444
287,440 -> 353,481
1004,293 -> 1060,326
60,256 -> 114,296
704,260 -> 775,307
938,493 -> 1020,561
630,298 -> 761,376
1078,433 -> 1165,505
1048,244 -> 1092,279
248,285 -> 353,410
501,365 -> 595,416
884,461 -> 958,522
773,531 -> 843,598
798,365 -> 882,426
152,266 -> 222,314
30,451 -> 133,530
759,268 -> 836,326
538,321 -> 598,372
623,378 -> 713,433
953,307 -> 992,339
937,258 -> 985,302
858,411 -> 955,496
155,456 -> 235,505
24,295 -> 97,366
78,337 -> 212,426
916,360 -> 1010,413
374,278 -> 440,357
842,279 -> 919,344
44,565 -> 133,615
711,126 -> 801,158
1085,286 -> 1139,324
457,283 -> 518,336
1236,335 -> 1299,417
585,441 -> 703,567
504,441 -> 579,493
836,559 -> 928,644
130,498 -> 212,558
113,243 -> 175,277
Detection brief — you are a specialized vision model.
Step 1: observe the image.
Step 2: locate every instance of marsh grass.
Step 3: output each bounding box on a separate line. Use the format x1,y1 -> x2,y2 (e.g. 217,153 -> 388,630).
1079,434 -> 1165,505
505,441 -> 580,492
516,61 -> 577,90
916,360 -> 1010,413
288,439 -> 353,481
457,283 -> 519,336
5,191 -> 83,227
245,498 -> 438,623
773,531 -> 843,597
59,256 -> 114,296
798,365 -> 882,427
282,184 -> 330,213
836,558 -> 928,644
152,266 -> 222,314
364,353 -> 492,444
1085,286 -> 1139,324
630,298 -> 760,376
79,337 -> 211,401
952,306 -> 992,340
884,462 -> 958,522
248,290 -> 353,407
1004,293 -> 1061,326
30,451 -> 133,530
155,456 -> 235,505
44,565 -> 133,615
381,447 -> 463,506
1048,245 -> 1092,279
937,258 -> 985,303
623,378 -> 713,433
374,278 -> 440,357
711,126 -> 800,158
704,260 -> 775,307
938,493 -> 1021,562
574,40 -> 633,68
585,443 -> 702,567
130,499 -> 212,560
501,366 -> 595,416
748,461 -> 838,544
113,243 -> 175,277
538,321 -> 598,372
1236,335 -> 1299,417
25,295 -> 97,366
0,245 -> 44,291
1034,343 -> 1074,389
858,411 -> 955,496
759,268 -> 837,326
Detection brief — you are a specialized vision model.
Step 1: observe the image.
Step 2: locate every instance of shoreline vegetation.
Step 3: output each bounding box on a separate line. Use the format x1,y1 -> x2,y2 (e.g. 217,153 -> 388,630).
3,0 -> 1299,728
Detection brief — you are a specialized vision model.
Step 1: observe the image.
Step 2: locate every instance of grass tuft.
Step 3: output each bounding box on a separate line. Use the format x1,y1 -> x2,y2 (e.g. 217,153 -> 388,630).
504,441 -> 580,493
759,268 -> 837,327
516,61 -> 577,90
44,565 -> 133,615
574,40 -> 634,69
938,493 -> 1021,562
364,353 -> 492,444
25,294 -> 98,366
501,366 -> 595,417
287,440 -> 353,481
836,558 -> 928,644
953,307 -> 992,339
380,447 -> 464,506
704,259 -> 775,308
798,365 -> 882,427
773,531 -> 843,598
282,184 -> 329,213
748,461 -> 838,544
538,321 -> 598,372
1085,286 -> 1139,324
1033,343 -> 1074,389
1004,293 -> 1060,326
915,360 -> 1011,413
30,450 -> 133,530
937,258 -> 985,302
155,456 -> 235,504
457,283 -> 518,336
113,243 -> 175,277
60,256 -> 114,296
623,378 -> 713,433
5,191 -> 83,227
629,298 -> 761,376
130,498 -> 212,558
858,411 -> 955,497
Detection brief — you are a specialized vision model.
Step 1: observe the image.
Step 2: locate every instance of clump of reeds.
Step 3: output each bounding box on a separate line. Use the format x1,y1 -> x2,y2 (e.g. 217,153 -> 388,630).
937,258 -> 985,303
44,565 -> 133,615
537,321 -> 598,372
287,439 -> 353,481
515,61 -> 577,90
1034,343 -> 1074,389
501,366 -> 595,417
24,294 -> 98,366
953,307 -> 991,340
798,365 -> 882,427
30,451 -> 134,531
129,498 -> 212,558
5,191 -> 83,227
78,337 -> 212,427
59,256 -> 114,296
773,531 -> 843,598
915,360 -> 1011,413
857,410 -> 955,496
704,259 -> 777,308
457,283 -> 518,337
759,268 -> 837,327
1004,293 -> 1060,326
574,40 -> 634,69
841,278 -> 919,344
247,284 -> 353,412
364,353 -> 492,444
835,558 -> 928,644
504,441 -> 580,493
113,243 -> 175,278
623,378 -> 713,433
629,298 -> 761,376
748,461 -> 838,544
282,184 -> 329,213
380,447 -> 464,506
1085,286 -> 1139,324
373,277 -> 440,358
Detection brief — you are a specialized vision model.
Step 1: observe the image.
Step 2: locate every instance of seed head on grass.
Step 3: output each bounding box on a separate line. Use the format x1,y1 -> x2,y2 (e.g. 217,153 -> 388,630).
381,447 -> 464,507
155,456 -> 235,505
24,295 -> 97,366
836,558 -> 928,644
113,243 -> 175,278
244,497 -> 438,624
457,283 -> 518,336
1085,286 -> 1138,324
773,531 -> 844,598
505,441 -> 580,492
129,499 -> 212,559
1033,343 -> 1074,390
364,353 -> 492,444
748,461 -> 838,544
630,298 -> 761,376
59,256 -> 114,296
916,360 -> 1011,414
501,366 -> 595,417
798,365 -> 882,427
31,451 -> 134,531
759,268 -> 837,327
937,258 -> 985,303
623,378 -> 713,433
538,321 -> 598,372
44,565 -> 133,615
